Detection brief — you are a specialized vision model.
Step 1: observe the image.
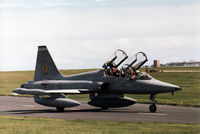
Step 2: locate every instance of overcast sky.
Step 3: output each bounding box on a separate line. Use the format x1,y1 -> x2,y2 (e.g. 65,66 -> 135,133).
0,0 -> 200,71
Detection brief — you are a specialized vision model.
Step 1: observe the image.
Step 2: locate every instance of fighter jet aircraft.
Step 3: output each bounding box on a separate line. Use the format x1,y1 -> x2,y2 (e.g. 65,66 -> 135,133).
13,46 -> 181,112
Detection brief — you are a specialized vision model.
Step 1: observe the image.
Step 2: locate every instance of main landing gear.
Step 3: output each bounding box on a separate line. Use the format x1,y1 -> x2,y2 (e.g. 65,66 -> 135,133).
101,100 -> 109,110
56,107 -> 65,112
149,94 -> 157,113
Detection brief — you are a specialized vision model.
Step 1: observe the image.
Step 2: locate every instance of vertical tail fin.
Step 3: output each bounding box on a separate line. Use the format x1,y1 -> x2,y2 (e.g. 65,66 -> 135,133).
34,46 -> 61,81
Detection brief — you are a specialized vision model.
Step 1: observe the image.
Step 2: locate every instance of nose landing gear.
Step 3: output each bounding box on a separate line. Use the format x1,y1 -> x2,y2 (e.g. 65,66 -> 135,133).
149,94 -> 157,113
149,103 -> 157,113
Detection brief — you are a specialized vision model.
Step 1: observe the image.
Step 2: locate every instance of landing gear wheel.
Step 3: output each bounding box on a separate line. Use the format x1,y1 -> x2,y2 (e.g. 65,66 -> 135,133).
101,101 -> 109,110
149,94 -> 157,112
101,106 -> 108,110
56,107 -> 65,112
149,103 -> 157,113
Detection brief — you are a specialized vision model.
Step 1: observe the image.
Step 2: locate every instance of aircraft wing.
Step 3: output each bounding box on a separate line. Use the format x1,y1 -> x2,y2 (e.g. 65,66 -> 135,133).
45,89 -> 81,94
13,88 -> 96,95
46,88 -> 96,94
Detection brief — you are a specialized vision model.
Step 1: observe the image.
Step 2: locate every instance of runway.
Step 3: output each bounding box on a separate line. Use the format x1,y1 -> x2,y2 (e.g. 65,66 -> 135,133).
0,96 -> 199,124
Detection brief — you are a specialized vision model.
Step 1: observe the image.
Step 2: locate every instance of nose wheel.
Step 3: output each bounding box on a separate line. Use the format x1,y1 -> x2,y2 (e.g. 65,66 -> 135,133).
149,103 -> 157,112
149,94 -> 157,113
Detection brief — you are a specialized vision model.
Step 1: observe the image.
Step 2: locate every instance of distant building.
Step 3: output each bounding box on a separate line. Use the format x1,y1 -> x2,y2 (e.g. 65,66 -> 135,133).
151,60 -> 200,67
166,61 -> 200,67
153,60 -> 160,68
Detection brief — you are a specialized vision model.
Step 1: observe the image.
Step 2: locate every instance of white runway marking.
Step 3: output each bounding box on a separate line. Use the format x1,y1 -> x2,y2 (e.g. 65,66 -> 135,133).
137,113 -> 168,116
22,105 -> 35,108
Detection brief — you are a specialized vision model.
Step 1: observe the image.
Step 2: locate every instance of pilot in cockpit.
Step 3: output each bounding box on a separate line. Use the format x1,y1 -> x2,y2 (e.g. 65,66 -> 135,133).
112,68 -> 119,77
103,50 -> 148,80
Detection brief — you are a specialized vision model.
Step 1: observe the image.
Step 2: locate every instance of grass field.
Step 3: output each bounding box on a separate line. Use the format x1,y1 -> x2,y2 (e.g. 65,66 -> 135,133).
0,116 -> 199,134
0,68 -> 199,134
144,67 -> 200,72
0,67 -> 199,107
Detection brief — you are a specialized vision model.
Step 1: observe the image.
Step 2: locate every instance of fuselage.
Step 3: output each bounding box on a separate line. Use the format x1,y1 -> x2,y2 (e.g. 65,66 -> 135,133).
19,69 -> 181,95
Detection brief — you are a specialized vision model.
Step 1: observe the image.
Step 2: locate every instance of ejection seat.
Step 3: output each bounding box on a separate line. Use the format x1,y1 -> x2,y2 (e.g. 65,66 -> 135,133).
120,52 -> 148,80
102,49 -> 128,77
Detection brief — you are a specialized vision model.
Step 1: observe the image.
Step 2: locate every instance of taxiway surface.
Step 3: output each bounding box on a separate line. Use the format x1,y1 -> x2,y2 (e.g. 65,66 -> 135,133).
0,96 -> 199,124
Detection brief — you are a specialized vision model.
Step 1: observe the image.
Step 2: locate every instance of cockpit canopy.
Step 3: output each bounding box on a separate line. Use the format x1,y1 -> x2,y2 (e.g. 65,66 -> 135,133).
123,52 -> 147,71
102,49 -> 128,69
103,50 -> 150,80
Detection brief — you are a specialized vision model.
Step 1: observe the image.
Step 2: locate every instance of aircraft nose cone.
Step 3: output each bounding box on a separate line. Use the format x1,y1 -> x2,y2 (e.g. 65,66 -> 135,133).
148,79 -> 182,93
174,87 -> 182,91
161,82 -> 181,92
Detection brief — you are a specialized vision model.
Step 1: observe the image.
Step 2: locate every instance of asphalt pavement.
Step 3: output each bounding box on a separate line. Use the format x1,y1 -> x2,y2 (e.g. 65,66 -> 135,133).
0,96 -> 199,124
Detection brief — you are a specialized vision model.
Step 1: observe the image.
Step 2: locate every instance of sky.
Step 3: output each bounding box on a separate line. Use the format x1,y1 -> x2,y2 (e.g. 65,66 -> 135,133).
0,0 -> 200,71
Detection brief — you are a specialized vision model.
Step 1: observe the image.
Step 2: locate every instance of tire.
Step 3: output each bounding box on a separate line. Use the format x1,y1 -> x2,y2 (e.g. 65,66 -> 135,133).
101,106 -> 108,110
149,103 -> 157,113
101,102 -> 109,110
56,107 -> 65,112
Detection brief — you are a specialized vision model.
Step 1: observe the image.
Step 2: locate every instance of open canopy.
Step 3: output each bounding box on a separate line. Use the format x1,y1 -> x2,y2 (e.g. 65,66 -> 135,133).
122,52 -> 148,72
102,49 -> 128,69
103,50 -> 149,80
